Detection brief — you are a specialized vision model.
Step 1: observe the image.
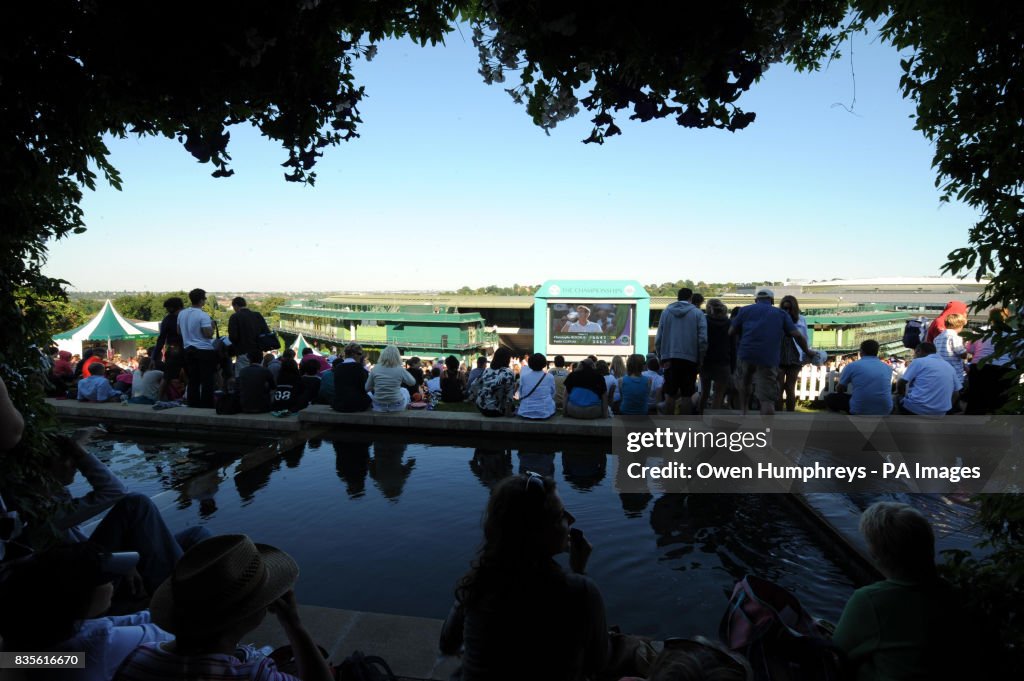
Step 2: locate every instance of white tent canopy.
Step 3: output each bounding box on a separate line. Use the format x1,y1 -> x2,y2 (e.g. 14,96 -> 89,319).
52,299 -> 157,359
290,333 -> 320,356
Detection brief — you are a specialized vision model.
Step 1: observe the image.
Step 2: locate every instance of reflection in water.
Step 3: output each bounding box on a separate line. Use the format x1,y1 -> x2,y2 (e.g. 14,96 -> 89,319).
614,450 -> 653,518
369,441 -> 415,500
648,494 -> 823,588
561,442 -> 608,491
517,443 -> 557,477
332,439 -> 372,498
469,448 -> 513,489
182,468 -> 224,518
234,459 -> 277,502
282,441 -> 306,469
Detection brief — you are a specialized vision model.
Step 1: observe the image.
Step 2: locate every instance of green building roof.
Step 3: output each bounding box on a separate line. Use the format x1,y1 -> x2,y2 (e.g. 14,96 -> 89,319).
277,305 -> 486,324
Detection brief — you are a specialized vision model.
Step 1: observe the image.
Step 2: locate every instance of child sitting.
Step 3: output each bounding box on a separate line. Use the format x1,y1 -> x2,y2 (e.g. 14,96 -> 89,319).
77,362 -> 122,402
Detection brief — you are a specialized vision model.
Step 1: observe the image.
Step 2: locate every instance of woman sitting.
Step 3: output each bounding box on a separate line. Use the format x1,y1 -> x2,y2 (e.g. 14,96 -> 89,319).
833,501 -> 976,681
472,347 -> 516,417
129,357 -> 164,405
517,353 -> 556,420
365,344 -> 416,412
440,355 -> 466,403
564,358 -> 608,419
617,354 -> 651,416
439,473 -> 609,680
271,357 -> 306,413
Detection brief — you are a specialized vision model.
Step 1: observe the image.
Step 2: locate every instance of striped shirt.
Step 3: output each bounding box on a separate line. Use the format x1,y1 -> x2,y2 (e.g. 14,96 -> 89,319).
933,329 -> 966,389
114,642 -> 300,681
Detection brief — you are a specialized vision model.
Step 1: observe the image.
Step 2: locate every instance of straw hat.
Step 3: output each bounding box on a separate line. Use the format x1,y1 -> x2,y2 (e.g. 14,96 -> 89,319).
150,534 -> 298,635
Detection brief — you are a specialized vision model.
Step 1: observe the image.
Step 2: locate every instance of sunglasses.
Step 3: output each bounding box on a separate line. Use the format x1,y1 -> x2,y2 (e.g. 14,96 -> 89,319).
523,472 -> 575,523
524,470 -> 545,492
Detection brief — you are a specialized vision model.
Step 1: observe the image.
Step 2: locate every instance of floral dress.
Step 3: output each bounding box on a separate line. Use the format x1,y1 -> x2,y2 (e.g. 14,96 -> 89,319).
474,367 -> 516,415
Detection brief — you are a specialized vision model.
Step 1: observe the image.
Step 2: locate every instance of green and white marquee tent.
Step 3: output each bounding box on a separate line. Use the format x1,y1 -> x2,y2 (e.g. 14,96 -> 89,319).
53,299 -> 158,359
290,333 -> 320,356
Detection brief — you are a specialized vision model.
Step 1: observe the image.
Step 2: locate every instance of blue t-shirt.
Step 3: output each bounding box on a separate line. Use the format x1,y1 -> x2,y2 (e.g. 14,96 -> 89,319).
839,356 -> 894,415
900,354 -> 958,415
618,376 -> 649,415
731,302 -> 797,367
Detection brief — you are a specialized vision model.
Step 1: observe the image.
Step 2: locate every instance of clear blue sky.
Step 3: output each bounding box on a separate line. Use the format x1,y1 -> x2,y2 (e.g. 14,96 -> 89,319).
44,27 -> 980,292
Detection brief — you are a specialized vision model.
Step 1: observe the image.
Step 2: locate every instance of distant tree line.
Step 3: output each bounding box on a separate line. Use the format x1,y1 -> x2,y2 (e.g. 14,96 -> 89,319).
444,281 -> 785,298
45,292 -> 288,346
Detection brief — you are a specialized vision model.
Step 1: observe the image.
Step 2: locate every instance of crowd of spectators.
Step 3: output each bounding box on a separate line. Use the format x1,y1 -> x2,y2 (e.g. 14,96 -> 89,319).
47,288 -> 1017,418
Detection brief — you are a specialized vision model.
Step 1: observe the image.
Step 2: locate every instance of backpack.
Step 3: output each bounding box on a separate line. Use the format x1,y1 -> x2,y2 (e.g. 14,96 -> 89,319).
336,650 -> 398,681
214,389 -> 241,415
719,575 -> 845,681
902,319 -> 926,349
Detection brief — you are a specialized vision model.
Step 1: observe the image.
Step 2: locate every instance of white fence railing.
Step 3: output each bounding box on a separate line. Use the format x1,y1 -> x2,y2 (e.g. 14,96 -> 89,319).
793,366 -> 843,401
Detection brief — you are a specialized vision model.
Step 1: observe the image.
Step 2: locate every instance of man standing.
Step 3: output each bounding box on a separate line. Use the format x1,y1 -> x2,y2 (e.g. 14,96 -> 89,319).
825,340 -> 895,415
177,288 -> 218,409
151,297 -> 184,365
227,296 -> 270,376
729,288 -> 815,415
897,342 -> 959,415
654,287 -> 708,415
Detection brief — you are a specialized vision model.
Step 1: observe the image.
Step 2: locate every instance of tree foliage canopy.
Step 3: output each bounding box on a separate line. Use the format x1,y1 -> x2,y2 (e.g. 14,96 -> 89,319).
2,5 -> 1022,636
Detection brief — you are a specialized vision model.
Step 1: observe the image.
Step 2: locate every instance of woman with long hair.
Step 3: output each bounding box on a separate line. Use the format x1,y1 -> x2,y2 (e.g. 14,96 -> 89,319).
439,473 -> 608,680
777,295 -> 808,412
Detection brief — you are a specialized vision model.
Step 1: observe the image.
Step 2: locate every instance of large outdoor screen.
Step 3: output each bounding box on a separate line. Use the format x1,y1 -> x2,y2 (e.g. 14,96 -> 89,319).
547,302 -> 634,347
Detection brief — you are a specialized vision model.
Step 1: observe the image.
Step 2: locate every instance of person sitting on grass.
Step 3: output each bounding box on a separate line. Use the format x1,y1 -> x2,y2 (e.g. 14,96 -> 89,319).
0,543 -> 172,681
833,502 -> 978,681
114,534 -> 333,681
439,473 -> 608,681
77,362 -> 122,402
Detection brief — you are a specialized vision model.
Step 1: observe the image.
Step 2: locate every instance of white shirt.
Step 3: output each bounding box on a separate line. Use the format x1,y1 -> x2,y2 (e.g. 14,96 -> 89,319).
517,367 -> 555,419
132,369 -> 164,400
642,369 -> 664,407
176,307 -> 215,351
567,321 -> 603,333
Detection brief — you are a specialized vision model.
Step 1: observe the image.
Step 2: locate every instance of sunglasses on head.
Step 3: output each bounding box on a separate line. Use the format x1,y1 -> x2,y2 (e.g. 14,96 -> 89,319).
524,470 -> 545,492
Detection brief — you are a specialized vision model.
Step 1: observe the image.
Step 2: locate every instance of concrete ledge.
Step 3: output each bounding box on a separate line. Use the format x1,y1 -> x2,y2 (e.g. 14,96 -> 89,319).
47,400 -> 614,438
299,405 -> 613,437
47,399 -> 303,433
247,604 -> 459,680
